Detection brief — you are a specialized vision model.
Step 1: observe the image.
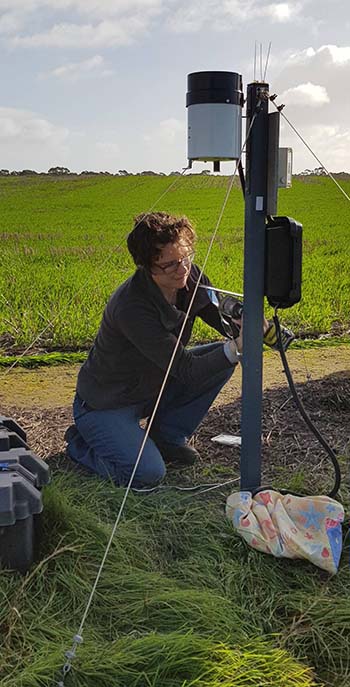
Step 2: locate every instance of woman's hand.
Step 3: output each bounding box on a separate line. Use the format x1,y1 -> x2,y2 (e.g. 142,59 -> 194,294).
229,314 -> 268,357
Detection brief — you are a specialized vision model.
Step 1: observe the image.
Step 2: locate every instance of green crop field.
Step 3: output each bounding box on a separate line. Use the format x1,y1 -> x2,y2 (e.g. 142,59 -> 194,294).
0,174 -> 349,355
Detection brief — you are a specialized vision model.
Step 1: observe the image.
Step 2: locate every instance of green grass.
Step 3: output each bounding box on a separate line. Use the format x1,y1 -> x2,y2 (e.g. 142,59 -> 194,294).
0,333 -> 349,369
1,174 -> 349,685
0,174 -> 349,353
0,351 -> 88,368
1,468 -> 350,686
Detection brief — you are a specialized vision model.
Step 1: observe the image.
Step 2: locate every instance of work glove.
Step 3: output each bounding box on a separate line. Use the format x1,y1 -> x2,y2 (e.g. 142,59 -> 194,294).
263,320 -> 295,351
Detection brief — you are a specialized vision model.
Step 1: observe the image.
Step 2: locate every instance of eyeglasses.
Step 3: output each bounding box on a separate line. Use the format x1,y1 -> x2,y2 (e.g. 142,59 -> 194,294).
153,251 -> 195,275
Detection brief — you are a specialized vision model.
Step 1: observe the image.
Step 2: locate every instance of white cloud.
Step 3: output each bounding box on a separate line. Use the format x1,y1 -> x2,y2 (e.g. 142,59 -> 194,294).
273,44 -> 350,99
0,105 -> 72,171
271,43 -> 350,172
280,121 -> 350,173
68,0 -> 164,18
0,11 -> 24,33
139,117 -> 187,172
1,0 -> 307,46
96,141 -> 120,156
265,2 -> 293,21
143,118 -> 185,159
46,55 -> 113,80
159,118 -> 185,143
0,1 -> 41,7
1,0 -> 165,48
325,45 -> 350,65
0,107 -> 68,144
0,0 -> 163,14
0,116 -> 21,138
13,15 -> 158,48
168,0 -> 303,33
280,82 -> 329,107
144,118 -> 185,143
288,44 -> 350,67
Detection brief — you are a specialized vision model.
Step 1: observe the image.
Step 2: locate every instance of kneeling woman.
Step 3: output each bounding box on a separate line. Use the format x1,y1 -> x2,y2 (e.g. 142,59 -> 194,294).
65,212 -> 242,487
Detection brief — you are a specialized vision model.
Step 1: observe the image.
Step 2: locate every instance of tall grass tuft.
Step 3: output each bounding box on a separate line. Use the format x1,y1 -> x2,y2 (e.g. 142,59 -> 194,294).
1,467 -> 349,685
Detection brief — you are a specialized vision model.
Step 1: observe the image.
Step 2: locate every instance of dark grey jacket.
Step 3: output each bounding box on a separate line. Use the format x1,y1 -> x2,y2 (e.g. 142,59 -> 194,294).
77,264 -> 233,409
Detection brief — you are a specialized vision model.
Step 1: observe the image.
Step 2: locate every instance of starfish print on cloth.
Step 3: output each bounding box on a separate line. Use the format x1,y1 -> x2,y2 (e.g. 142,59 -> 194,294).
298,504 -> 325,532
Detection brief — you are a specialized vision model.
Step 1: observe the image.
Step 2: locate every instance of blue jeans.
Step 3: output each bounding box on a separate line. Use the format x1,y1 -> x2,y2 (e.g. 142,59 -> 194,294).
66,343 -> 234,488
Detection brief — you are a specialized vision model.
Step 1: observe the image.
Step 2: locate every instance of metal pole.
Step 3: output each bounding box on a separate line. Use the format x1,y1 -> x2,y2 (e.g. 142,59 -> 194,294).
240,82 -> 269,491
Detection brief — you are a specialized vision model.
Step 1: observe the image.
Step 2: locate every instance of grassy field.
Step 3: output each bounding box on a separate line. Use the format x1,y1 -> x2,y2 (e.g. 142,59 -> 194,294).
1,469 -> 350,687
1,174 -> 350,685
0,174 -> 349,354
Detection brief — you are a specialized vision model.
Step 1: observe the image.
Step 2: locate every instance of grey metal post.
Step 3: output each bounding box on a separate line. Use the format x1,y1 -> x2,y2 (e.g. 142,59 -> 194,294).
240,82 -> 269,490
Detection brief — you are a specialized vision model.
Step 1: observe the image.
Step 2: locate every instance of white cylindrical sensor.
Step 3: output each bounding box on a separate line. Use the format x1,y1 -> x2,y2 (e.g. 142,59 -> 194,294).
186,72 -> 244,164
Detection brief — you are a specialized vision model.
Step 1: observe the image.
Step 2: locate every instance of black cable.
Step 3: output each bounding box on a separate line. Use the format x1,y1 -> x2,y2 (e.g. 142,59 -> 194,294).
273,312 -> 341,498
237,160 -> 245,199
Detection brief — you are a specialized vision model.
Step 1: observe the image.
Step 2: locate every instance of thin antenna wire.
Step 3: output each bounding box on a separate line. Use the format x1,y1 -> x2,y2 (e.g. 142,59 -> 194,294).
260,43 -> 263,81
254,41 -> 257,80
263,42 -> 272,82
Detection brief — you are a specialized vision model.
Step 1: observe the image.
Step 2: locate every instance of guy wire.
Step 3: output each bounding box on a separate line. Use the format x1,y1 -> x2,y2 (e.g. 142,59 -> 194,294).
270,99 -> 350,204
133,477 -> 242,518
132,476 -> 240,497
0,168 -> 190,378
56,113 -> 258,685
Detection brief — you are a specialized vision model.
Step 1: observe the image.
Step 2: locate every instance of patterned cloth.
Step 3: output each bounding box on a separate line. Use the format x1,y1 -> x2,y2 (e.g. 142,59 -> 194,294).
226,490 -> 344,575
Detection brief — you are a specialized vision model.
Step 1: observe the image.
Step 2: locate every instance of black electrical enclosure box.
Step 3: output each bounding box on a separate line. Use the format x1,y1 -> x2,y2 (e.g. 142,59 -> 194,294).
265,216 -> 302,308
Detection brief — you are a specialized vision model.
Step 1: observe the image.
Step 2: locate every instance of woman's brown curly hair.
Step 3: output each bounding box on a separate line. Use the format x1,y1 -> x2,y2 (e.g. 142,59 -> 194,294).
127,212 -> 196,270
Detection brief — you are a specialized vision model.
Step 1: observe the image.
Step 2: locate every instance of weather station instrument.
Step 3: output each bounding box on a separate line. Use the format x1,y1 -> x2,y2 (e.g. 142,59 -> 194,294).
185,70 -> 339,497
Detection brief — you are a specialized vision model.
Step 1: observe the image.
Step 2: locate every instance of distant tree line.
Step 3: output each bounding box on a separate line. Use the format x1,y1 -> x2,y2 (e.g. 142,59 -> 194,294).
0,167 -> 181,177
1,166 -> 348,178
295,167 -> 350,177
0,166 -> 214,177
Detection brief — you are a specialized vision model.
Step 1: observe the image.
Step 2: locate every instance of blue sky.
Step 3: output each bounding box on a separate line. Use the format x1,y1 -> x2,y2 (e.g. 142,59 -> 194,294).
0,0 -> 349,173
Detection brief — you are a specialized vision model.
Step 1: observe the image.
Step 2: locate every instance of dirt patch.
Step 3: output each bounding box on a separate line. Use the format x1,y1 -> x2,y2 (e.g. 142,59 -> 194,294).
0,365 -> 77,409
196,370 -> 350,493
0,346 -> 349,496
1,346 -> 349,410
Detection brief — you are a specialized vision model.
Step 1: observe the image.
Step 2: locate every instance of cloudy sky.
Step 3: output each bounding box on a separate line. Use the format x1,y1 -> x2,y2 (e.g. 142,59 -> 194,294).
0,0 -> 349,173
